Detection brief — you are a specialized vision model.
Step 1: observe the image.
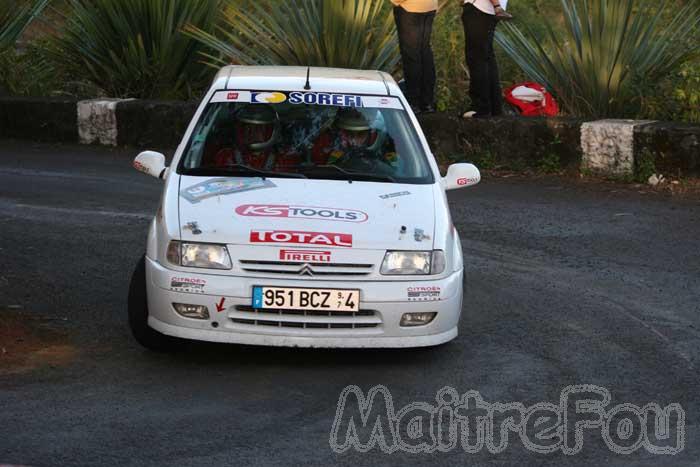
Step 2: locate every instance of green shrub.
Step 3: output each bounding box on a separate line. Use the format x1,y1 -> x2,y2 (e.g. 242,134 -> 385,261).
636,60 -> 700,123
185,0 -> 399,71
495,0 -> 700,118
46,0 -> 223,99
635,148 -> 657,183
672,63 -> 700,123
431,1 -> 468,112
537,153 -> 561,174
0,45 -> 51,96
471,151 -> 496,170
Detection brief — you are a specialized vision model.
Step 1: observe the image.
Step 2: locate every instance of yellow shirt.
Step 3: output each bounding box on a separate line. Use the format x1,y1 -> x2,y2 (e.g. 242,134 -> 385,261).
391,0 -> 439,13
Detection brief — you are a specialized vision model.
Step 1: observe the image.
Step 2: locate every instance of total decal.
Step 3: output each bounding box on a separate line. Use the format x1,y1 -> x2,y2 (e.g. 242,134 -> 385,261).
280,249 -> 332,263
171,277 -> 206,294
250,230 -> 352,248
236,204 -> 368,223
407,286 -> 441,302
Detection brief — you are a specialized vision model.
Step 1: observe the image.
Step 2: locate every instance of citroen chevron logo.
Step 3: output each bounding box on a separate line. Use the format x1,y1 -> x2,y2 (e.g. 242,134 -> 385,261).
299,264 -> 314,276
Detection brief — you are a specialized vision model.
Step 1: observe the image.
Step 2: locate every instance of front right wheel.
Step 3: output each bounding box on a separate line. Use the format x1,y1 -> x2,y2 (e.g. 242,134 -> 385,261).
128,255 -> 182,352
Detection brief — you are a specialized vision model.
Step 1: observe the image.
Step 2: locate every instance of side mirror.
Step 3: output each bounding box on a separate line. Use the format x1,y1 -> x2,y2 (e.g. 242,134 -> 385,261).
444,163 -> 481,191
133,151 -> 168,180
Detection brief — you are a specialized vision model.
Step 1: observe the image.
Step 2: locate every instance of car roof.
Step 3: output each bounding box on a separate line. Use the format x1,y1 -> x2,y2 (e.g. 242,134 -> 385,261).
212,66 -> 400,96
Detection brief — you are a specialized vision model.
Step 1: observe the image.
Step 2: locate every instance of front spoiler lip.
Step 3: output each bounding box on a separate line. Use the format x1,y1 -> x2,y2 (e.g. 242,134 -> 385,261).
148,316 -> 458,348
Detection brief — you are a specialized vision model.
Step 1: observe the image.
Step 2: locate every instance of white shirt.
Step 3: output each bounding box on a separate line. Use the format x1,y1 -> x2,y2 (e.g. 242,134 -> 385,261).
464,0 -> 508,15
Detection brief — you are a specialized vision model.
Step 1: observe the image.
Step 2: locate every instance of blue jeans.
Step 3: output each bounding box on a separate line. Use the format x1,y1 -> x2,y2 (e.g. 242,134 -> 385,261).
393,6 -> 436,109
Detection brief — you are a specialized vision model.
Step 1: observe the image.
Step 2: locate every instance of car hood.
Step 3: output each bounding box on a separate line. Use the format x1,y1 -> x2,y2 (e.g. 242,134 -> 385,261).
177,176 -> 436,251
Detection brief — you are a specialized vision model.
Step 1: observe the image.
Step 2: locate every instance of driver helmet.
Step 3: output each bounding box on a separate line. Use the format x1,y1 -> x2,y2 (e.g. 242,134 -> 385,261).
235,105 -> 279,151
335,109 -> 377,149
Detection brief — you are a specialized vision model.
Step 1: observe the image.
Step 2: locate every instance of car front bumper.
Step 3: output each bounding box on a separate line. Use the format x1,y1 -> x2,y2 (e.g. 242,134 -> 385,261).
145,257 -> 463,348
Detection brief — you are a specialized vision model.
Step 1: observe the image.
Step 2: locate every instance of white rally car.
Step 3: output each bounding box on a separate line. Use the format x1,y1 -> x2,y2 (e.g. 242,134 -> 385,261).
129,66 -> 480,350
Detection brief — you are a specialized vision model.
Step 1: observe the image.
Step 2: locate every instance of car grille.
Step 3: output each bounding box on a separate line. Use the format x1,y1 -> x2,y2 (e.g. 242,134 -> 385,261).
238,260 -> 374,277
229,305 -> 381,330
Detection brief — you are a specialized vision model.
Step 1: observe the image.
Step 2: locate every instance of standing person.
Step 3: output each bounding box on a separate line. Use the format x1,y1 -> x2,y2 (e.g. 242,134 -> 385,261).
391,0 -> 439,114
461,0 -> 510,119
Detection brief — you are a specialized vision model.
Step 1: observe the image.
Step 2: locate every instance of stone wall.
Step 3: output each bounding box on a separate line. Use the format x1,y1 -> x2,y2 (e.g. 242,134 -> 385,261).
419,114 -> 584,171
116,100 -> 198,148
0,97 -> 78,143
635,122 -> 700,178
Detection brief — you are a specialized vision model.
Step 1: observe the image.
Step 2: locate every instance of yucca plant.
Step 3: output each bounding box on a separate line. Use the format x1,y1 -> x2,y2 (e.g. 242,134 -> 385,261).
495,0 -> 700,118
47,0 -> 223,99
0,0 -> 49,50
0,0 -> 51,96
185,0 -> 399,71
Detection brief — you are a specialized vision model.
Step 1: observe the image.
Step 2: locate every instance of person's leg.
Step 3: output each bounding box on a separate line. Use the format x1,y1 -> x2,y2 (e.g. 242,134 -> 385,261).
462,4 -> 493,116
394,7 -> 423,109
486,18 -> 503,116
419,11 -> 437,111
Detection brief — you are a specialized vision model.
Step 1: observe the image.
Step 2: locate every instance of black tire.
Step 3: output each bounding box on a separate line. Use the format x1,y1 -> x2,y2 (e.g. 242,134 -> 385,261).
128,255 -> 181,352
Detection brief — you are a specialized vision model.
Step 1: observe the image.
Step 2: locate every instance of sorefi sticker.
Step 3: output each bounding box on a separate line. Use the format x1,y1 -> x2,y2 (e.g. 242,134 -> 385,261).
181,178 -> 276,204
210,91 -> 402,110
289,92 -> 363,108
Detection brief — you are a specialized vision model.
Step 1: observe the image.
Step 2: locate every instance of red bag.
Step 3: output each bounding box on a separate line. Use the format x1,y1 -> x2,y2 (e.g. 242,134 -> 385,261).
504,82 -> 559,117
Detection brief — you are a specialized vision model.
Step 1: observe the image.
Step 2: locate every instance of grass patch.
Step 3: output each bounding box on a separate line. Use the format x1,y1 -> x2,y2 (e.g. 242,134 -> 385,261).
471,151 -> 497,170
635,148 -> 657,183
537,153 -> 561,174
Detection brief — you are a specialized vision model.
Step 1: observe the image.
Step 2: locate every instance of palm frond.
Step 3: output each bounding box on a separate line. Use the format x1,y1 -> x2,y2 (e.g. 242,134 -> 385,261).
46,0 -> 223,99
0,0 -> 49,50
185,0 -> 400,72
495,0 -> 700,118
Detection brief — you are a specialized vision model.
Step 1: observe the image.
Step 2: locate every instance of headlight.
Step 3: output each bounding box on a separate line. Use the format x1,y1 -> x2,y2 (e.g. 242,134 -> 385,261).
380,250 -> 445,275
166,241 -> 232,270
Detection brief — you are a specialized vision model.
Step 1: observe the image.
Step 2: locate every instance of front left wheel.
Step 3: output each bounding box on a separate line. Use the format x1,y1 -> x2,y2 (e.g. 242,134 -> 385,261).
128,255 -> 182,352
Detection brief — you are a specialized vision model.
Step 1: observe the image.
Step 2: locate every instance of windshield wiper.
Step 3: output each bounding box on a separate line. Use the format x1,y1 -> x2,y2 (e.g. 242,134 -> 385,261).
182,164 -> 307,179
302,165 -> 396,183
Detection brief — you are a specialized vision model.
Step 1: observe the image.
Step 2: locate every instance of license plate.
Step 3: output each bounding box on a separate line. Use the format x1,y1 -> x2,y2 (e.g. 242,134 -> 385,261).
252,286 -> 360,312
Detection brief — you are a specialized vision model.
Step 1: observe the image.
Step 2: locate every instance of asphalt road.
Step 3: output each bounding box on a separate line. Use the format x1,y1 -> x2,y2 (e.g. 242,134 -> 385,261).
1,140 -> 699,467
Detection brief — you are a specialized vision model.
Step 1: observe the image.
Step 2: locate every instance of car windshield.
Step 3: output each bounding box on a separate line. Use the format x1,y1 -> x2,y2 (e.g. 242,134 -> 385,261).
178,90 -> 434,184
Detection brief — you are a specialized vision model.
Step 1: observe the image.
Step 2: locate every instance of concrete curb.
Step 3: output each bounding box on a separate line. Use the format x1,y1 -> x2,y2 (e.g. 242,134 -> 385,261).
77,99 -> 128,146
1,97 -> 699,178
